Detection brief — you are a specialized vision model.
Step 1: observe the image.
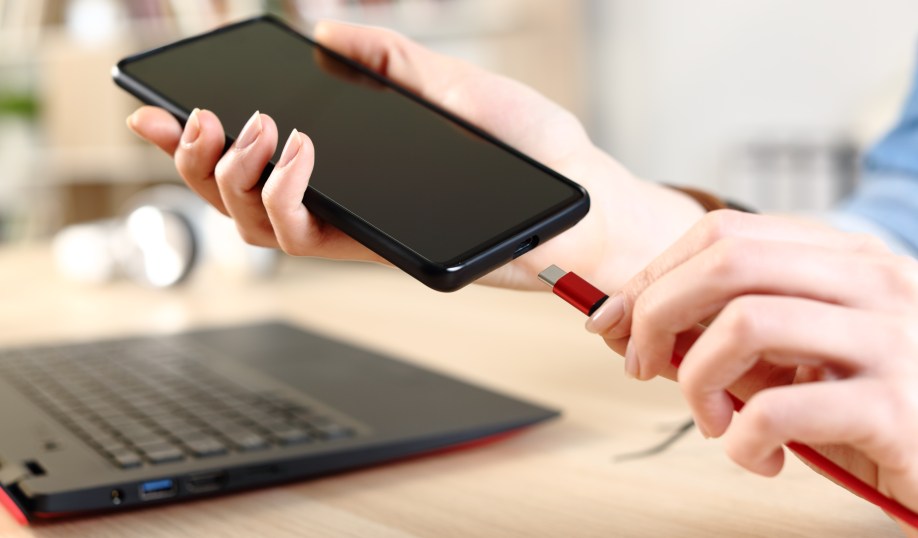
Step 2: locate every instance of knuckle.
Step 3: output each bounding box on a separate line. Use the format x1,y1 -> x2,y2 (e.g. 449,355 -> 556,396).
214,154 -> 259,193
234,222 -> 270,247
676,362 -> 703,398
850,233 -> 890,254
631,289 -> 663,329
698,209 -> 746,245
377,28 -> 413,69
213,157 -> 232,188
628,265 -> 662,302
863,381 -> 913,470
260,181 -> 280,212
279,234 -> 319,257
890,318 -> 918,359
235,228 -> 260,246
552,108 -> 589,141
718,297 -> 763,343
876,256 -> 918,302
705,237 -> 750,281
741,395 -> 782,437
897,257 -> 918,300
173,147 -> 198,178
886,377 -> 918,416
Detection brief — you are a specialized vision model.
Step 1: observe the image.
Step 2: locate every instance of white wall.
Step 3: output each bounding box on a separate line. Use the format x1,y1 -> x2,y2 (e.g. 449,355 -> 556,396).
590,0 -> 918,200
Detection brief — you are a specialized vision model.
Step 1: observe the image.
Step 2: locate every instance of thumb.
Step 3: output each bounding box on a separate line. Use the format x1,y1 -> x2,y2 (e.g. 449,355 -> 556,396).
313,20 -> 474,107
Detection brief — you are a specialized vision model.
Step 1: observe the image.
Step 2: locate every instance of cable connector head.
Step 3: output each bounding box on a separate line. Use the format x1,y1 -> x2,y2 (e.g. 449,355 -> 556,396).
537,265 -> 567,287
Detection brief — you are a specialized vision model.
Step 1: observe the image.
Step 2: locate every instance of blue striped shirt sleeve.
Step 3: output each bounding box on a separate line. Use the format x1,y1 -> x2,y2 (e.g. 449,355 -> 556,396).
828,47 -> 918,258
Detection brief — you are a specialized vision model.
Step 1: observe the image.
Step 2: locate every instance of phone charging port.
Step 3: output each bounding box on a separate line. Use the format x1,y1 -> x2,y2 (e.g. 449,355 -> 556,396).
512,236 -> 539,259
186,471 -> 228,494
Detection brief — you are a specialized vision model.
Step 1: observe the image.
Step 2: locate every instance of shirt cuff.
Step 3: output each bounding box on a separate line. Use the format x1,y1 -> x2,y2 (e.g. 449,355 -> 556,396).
820,211 -> 916,257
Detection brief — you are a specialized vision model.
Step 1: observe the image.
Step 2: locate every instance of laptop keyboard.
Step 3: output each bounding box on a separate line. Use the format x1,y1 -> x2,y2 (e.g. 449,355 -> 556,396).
0,338 -> 357,470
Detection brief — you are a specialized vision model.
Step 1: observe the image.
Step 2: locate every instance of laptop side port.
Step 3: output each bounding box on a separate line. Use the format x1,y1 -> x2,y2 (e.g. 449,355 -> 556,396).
185,471 -> 227,494
138,478 -> 177,501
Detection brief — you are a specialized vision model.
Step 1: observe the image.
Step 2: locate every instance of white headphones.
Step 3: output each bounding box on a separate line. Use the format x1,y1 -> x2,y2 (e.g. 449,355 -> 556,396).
52,184 -> 278,287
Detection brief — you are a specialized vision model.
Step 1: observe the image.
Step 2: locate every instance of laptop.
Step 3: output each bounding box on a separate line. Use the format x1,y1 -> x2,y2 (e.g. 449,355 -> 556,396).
0,321 -> 557,522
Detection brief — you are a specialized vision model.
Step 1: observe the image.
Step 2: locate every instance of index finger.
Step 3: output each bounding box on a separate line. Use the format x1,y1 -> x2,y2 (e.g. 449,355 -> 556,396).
590,210 -> 890,341
126,106 -> 183,156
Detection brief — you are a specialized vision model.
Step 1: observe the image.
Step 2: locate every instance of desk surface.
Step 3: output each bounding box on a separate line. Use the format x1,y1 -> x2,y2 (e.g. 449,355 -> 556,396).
0,244 -> 901,537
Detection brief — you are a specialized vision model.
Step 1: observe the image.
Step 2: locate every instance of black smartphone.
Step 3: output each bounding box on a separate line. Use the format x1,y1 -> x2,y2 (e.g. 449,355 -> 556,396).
113,15 -> 589,291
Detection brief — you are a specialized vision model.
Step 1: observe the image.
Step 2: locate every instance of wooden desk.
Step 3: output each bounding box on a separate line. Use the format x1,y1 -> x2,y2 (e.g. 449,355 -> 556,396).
0,244 -> 901,537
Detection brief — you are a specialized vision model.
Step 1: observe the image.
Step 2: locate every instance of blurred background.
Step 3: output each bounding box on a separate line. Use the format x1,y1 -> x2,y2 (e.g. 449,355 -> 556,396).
0,0 -> 916,249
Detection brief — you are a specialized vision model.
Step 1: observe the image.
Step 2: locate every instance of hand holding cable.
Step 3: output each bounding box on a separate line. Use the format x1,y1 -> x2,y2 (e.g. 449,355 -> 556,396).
540,211 -> 918,535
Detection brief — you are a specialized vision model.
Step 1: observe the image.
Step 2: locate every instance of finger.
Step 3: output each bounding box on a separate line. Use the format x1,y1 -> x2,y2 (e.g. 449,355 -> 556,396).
173,108 -> 229,215
606,322 -> 799,420
261,130 -> 386,261
126,106 -> 183,156
629,239 -> 913,380
678,297 -> 911,437
314,20 -> 473,106
313,20 -> 588,156
722,380 -> 916,482
604,325 -> 704,382
214,111 -> 279,247
591,210 -> 891,341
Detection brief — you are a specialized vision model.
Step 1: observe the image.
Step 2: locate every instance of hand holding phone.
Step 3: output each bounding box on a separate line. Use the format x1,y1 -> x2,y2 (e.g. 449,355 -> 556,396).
122,19 -> 706,292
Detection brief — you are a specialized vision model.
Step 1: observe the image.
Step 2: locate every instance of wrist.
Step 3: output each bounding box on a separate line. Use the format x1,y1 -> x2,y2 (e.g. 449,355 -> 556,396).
666,184 -> 757,213
561,148 -> 711,290
585,177 -> 707,290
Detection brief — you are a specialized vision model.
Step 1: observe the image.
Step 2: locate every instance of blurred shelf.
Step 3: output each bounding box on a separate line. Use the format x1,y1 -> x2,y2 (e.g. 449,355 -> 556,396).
292,0 -> 530,41
32,145 -> 177,185
0,0 -> 587,240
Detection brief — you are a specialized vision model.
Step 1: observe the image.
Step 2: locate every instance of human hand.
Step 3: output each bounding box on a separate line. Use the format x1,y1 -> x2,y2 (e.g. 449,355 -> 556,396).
588,210 -> 918,534
125,20 -> 704,291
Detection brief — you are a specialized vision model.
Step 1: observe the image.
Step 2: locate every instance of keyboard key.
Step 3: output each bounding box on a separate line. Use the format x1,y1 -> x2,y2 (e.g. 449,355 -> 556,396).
190,410 -> 233,427
184,437 -> 228,457
271,427 -> 312,446
139,443 -> 185,464
224,430 -> 269,451
108,449 -> 143,469
155,418 -> 205,436
76,422 -> 113,440
91,435 -> 127,452
126,431 -> 168,447
313,423 -> 354,440
305,415 -> 335,426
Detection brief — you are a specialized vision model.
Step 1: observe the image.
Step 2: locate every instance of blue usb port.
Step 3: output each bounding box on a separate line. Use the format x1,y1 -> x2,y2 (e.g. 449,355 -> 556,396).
138,478 -> 177,501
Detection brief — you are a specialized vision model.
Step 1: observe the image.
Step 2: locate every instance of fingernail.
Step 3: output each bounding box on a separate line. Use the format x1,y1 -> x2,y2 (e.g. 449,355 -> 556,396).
696,421 -> 711,439
236,110 -> 262,149
277,129 -> 302,168
181,108 -> 201,145
125,111 -> 139,133
585,293 -> 624,334
624,339 -> 640,379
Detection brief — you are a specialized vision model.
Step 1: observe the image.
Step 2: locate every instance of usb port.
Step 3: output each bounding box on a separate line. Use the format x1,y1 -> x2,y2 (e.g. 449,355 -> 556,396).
138,478 -> 177,501
512,235 -> 539,259
185,471 -> 227,493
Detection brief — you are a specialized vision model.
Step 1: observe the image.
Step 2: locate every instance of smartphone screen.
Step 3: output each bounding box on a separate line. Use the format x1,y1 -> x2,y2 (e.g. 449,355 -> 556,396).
115,17 -> 588,291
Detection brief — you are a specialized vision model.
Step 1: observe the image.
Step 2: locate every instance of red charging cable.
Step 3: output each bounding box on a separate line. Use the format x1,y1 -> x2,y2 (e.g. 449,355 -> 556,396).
538,264 -> 918,529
